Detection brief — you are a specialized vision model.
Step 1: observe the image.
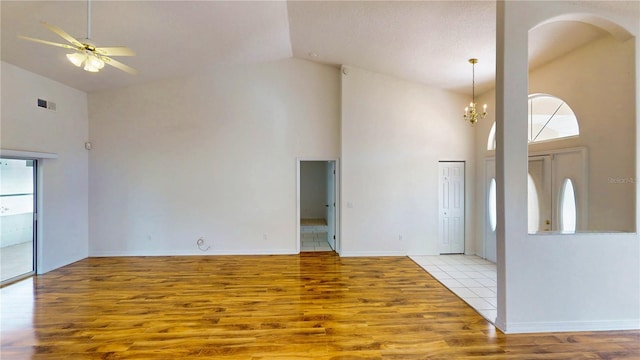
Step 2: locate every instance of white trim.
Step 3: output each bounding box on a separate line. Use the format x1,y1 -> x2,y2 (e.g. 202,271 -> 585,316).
1,149 -> 58,159
90,249 -> 298,257
340,251 -> 406,257
504,319 -> 640,334
296,157 -> 341,255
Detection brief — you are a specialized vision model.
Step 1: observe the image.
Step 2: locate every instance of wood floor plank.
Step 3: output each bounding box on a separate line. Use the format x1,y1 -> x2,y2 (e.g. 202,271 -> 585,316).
1,252 -> 638,359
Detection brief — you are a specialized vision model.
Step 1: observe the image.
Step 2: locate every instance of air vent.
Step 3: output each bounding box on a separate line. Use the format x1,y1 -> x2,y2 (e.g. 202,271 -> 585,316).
37,98 -> 56,111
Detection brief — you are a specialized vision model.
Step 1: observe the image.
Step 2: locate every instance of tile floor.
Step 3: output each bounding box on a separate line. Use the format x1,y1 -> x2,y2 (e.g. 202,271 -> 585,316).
410,254 -> 497,324
300,219 -> 333,252
1,242 -> 33,283
301,231 -> 332,252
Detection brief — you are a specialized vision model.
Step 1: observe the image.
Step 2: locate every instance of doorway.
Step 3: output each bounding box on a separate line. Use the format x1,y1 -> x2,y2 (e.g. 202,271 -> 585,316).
438,161 -> 465,254
297,159 -> 338,253
1,158 -> 37,285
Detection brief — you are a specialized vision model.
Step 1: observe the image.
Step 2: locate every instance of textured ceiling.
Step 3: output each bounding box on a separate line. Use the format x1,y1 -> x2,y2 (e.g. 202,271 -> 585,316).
0,1 -> 636,95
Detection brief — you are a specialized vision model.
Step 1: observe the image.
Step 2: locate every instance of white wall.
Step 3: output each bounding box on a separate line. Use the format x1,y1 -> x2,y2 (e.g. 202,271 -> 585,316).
340,65 -> 475,256
495,1 -> 639,333
300,161 -> 327,219
88,59 -> 340,256
0,61 -> 89,273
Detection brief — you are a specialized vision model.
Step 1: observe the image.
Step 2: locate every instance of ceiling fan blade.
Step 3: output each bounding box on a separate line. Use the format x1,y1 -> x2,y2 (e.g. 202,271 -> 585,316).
95,46 -> 135,57
102,56 -> 138,75
41,22 -> 84,48
18,35 -> 78,50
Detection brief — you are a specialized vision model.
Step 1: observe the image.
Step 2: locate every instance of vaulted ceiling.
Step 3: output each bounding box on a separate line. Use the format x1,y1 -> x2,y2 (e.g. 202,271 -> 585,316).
1,1 -> 636,94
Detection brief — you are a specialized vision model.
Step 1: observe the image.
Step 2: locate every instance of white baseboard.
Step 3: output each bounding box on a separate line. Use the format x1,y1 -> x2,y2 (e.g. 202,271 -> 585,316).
339,251 -> 406,257
89,248 -> 298,257
504,319 -> 640,334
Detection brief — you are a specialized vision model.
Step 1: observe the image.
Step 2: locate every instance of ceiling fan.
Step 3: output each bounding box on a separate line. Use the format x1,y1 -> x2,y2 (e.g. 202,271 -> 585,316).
18,0 -> 137,74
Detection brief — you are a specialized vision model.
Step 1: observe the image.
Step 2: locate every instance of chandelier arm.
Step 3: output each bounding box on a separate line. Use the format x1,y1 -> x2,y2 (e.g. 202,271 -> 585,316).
532,102 -> 564,142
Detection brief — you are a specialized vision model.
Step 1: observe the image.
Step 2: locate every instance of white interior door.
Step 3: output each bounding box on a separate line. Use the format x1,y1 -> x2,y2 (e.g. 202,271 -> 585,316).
326,161 -> 336,250
438,162 -> 465,254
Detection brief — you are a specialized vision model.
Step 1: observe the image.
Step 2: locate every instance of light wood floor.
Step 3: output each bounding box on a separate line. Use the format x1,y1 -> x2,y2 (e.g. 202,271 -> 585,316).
1,253 -> 638,359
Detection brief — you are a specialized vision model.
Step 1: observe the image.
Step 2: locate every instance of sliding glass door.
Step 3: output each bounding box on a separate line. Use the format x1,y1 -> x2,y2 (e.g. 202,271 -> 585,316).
0,158 -> 36,284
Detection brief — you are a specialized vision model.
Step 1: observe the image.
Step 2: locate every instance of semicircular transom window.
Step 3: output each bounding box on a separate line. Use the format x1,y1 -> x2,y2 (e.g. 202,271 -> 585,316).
487,94 -> 579,150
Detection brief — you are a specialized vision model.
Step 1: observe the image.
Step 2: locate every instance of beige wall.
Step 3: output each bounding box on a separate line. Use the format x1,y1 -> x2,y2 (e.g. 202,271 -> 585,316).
88,59 -> 340,255
340,65 -> 475,256
528,34 -> 636,232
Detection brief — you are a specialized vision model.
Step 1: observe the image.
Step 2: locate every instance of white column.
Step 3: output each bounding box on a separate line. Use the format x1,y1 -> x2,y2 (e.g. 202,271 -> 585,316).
494,1 -> 529,332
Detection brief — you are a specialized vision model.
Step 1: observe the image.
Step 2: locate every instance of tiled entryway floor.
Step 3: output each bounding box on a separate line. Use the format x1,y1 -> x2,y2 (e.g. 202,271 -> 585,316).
300,219 -> 332,252
301,232 -> 332,252
410,254 -> 497,324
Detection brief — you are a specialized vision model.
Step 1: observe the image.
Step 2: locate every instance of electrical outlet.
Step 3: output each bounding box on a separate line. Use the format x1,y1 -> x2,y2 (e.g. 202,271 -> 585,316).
196,237 -> 210,251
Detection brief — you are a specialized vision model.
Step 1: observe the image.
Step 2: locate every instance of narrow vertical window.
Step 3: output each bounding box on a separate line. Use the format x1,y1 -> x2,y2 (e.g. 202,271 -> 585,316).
560,178 -> 577,233
488,178 -> 497,232
528,174 -> 540,234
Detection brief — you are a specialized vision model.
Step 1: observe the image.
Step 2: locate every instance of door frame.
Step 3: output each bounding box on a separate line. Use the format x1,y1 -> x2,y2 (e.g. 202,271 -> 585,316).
0,156 -> 38,286
0,149 -> 57,281
296,157 -> 340,254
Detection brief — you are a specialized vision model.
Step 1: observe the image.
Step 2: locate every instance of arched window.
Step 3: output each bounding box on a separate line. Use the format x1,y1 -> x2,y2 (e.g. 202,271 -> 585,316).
487,94 -> 579,150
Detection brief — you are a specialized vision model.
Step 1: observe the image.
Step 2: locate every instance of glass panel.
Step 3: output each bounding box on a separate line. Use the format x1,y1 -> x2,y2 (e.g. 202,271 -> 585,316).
527,174 -> 540,234
560,178 -> 577,233
488,178 -> 497,232
528,94 -> 579,143
486,94 -> 580,151
0,158 -> 35,283
487,122 -> 496,151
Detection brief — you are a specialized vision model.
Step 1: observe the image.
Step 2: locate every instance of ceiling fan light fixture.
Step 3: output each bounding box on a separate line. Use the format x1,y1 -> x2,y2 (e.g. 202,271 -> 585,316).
83,62 -> 100,72
66,52 -> 86,67
18,0 -> 136,75
87,54 -> 105,70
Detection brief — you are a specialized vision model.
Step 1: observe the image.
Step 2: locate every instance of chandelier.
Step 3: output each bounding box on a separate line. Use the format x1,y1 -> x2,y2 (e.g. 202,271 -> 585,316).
463,58 -> 487,125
